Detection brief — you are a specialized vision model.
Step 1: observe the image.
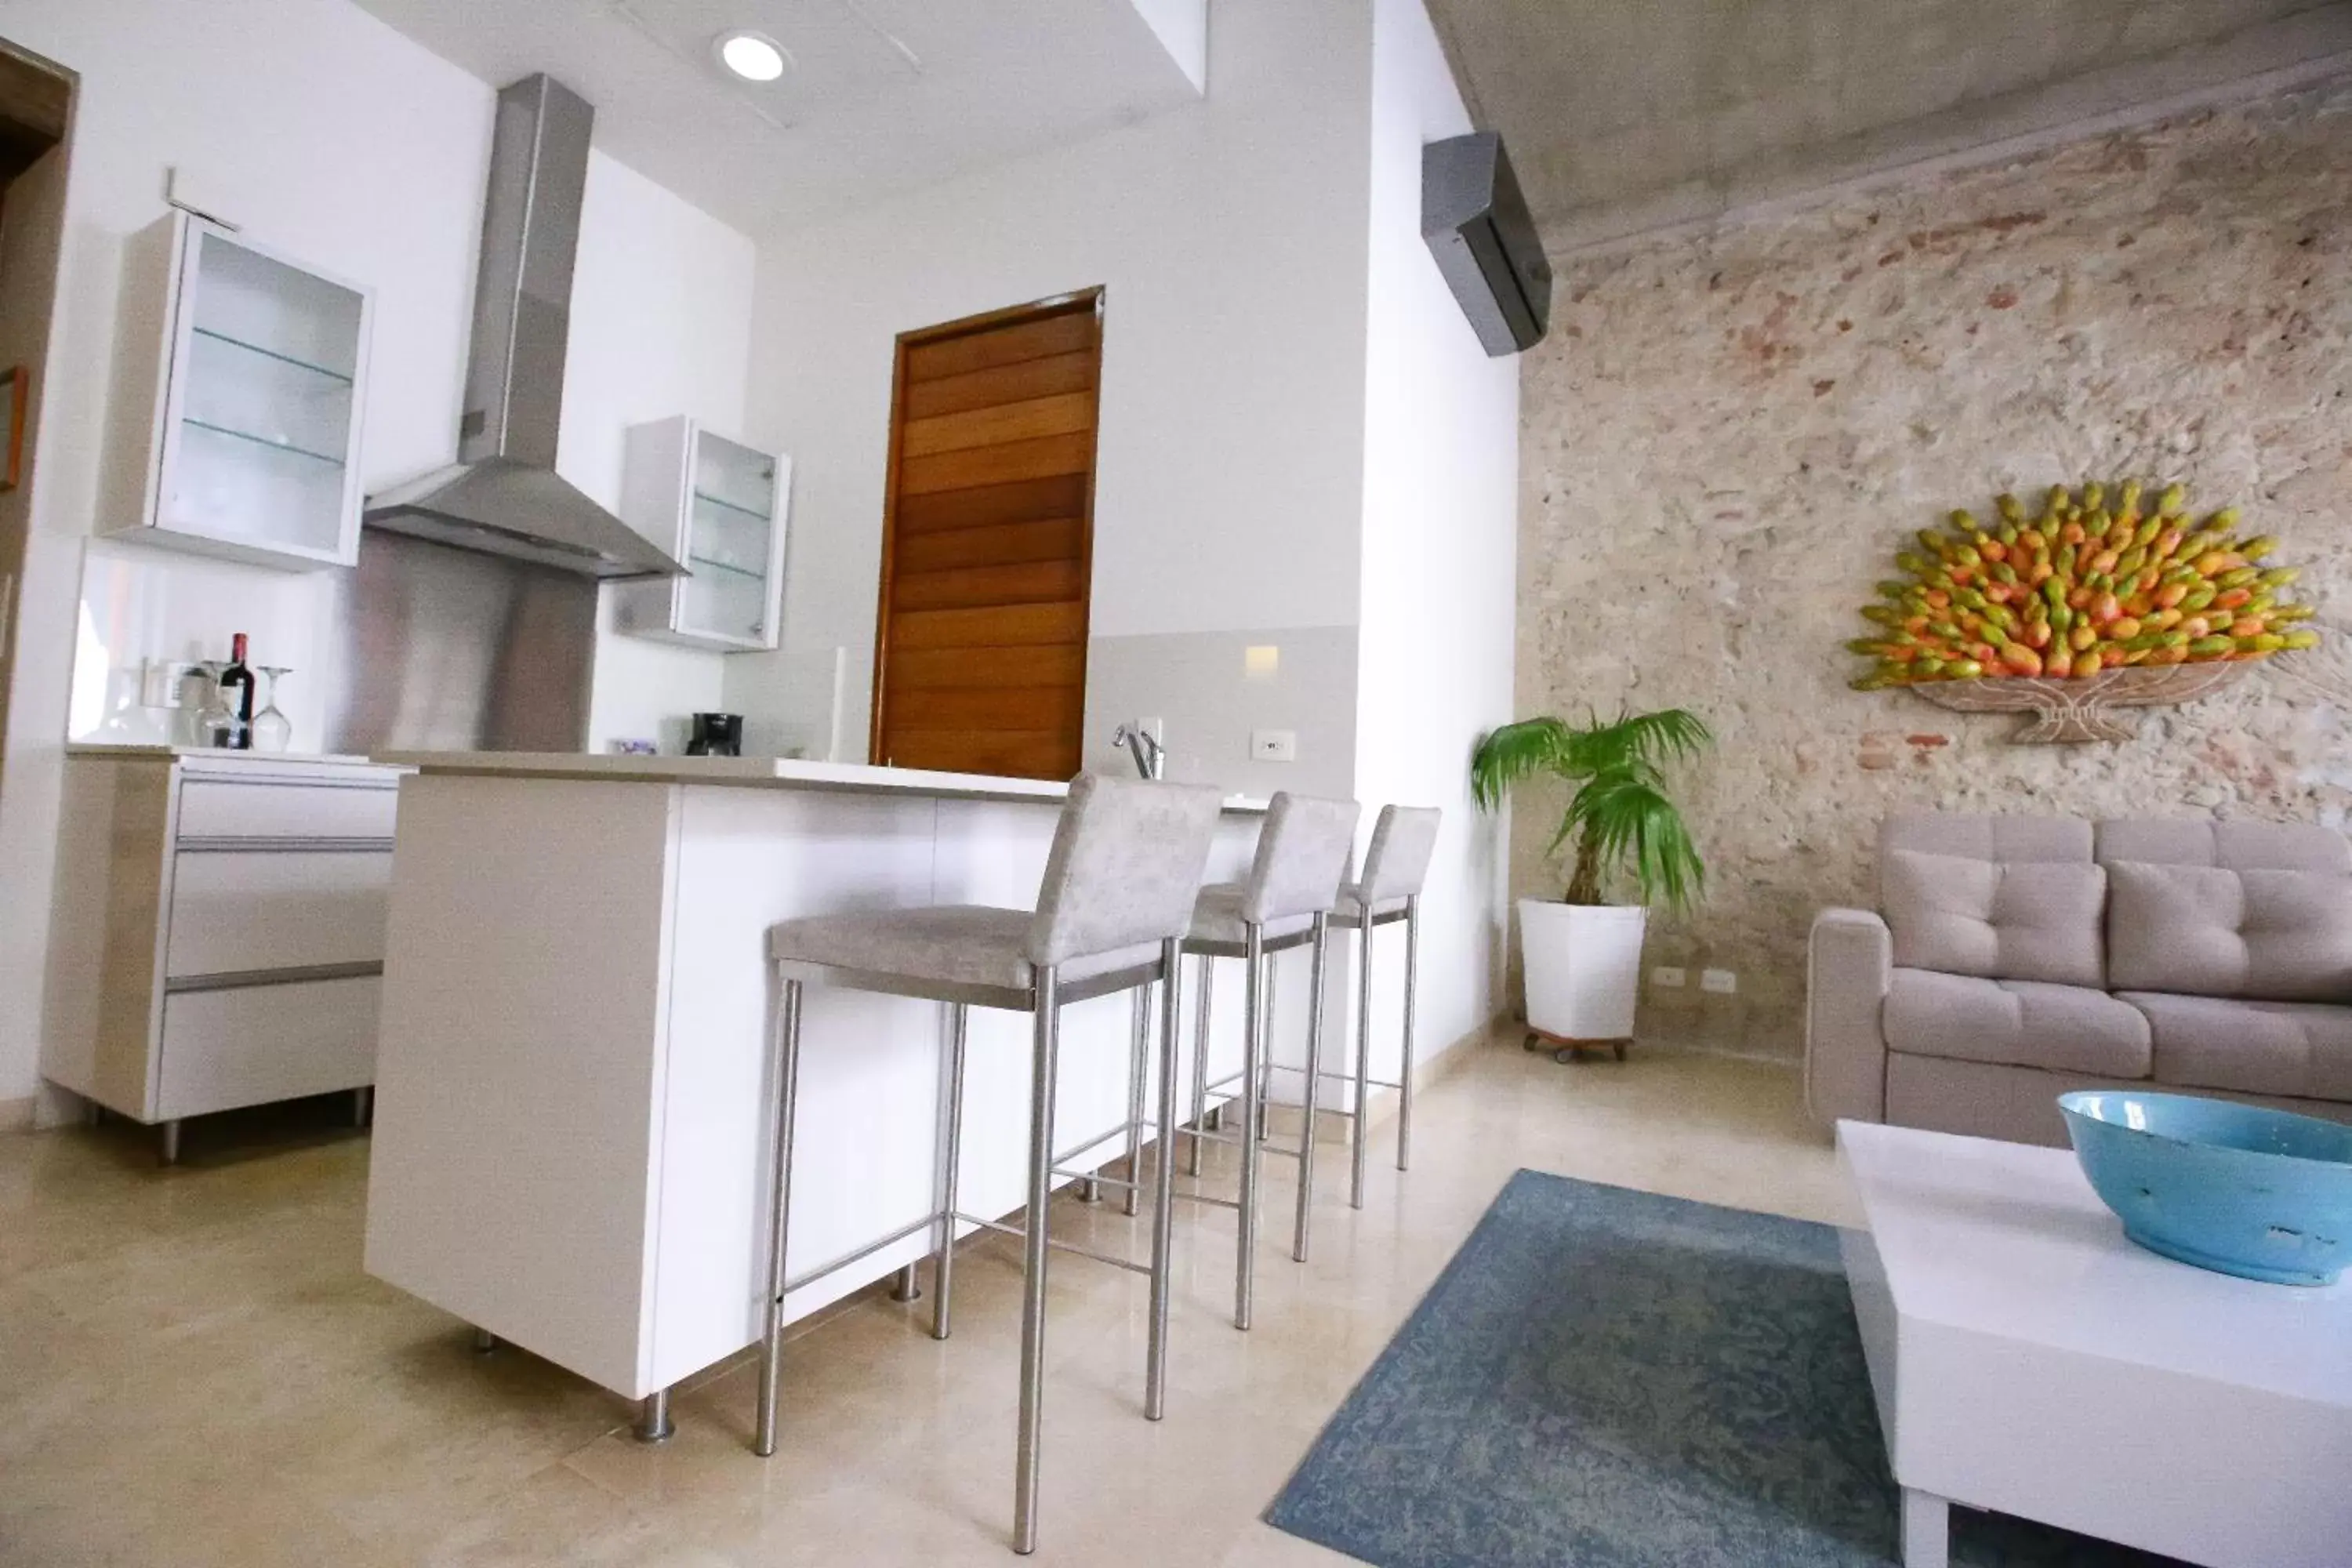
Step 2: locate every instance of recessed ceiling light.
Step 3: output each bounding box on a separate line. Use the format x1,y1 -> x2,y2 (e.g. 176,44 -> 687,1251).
715,30 -> 787,83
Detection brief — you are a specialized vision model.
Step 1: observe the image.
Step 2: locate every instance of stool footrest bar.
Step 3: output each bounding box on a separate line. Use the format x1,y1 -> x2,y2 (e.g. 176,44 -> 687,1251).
779,1214 -> 939,1298
952,1211 -> 1154,1278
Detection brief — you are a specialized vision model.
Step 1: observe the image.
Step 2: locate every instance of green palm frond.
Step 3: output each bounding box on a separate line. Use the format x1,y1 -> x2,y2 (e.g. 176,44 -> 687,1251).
1469,706 -> 1712,912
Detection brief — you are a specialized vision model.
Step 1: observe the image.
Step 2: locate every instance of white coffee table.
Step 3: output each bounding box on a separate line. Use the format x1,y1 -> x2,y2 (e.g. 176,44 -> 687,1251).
1838,1120 -> 2352,1568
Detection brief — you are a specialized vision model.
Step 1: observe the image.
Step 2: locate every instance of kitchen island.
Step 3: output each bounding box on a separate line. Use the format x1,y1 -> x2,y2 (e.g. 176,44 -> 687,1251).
362,753 -> 1273,1414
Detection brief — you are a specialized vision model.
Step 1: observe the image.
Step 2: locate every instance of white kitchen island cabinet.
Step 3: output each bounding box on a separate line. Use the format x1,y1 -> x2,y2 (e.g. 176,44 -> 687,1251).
362,754 -> 1275,1409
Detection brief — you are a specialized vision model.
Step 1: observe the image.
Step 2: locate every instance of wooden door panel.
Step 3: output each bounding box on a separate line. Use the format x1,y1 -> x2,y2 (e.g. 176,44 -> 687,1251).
888,643 -> 1086,691
887,684 -> 1082,732
904,310 -> 1096,382
897,431 -> 1094,497
895,474 -> 1091,535
897,517 -> 1084,575
891,560 -> 1086,614
889,600 -> 1087,651
882,728 -> 1075,779
903,350 -> 1096,421
875,292 -> 1100,780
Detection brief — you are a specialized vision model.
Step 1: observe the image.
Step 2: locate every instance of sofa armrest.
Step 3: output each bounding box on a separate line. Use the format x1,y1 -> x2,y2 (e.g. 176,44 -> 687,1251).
1806,907 -> 1892,1130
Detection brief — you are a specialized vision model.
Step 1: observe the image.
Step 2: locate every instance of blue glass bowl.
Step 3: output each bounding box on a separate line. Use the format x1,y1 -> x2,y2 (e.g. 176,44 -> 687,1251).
2058,1090 -> 2352,1287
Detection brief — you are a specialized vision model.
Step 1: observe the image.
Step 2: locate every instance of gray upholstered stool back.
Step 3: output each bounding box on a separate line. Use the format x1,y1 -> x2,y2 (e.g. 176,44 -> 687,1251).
1358,805 -> 1442,905
1240,793 -> 1361,924
1028,773 -> 1225,967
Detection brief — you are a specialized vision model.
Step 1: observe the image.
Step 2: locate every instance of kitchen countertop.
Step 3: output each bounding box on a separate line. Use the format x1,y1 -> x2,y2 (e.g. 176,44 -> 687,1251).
65,742 -> 394,769
377,750 -> 1269,812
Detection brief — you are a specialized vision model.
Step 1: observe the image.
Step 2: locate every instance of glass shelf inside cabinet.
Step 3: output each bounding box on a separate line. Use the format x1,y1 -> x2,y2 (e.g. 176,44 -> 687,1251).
166,227 -> 365,558
681,432 -> 775,643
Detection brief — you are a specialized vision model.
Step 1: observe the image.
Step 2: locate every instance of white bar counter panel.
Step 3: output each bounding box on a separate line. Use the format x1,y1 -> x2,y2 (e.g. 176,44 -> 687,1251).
363,754 -> 1269,1404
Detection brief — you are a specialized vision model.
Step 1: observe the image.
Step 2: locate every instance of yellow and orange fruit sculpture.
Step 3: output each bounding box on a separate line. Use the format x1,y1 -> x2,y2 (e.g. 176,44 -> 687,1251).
1849,481 -> 2319,691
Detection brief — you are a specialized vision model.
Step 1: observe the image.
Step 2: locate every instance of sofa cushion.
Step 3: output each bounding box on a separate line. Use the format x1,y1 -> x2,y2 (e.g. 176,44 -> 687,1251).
1884,967 -> 2151,1077
2106,861 -> 2352,1003
2096,817 -> 2351,874
1882,850 -> 2107,987
2118,991 -> 2352,1103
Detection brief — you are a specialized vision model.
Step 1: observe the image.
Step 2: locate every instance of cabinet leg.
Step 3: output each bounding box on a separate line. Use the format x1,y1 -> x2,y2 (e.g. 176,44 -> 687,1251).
351,1086 -> 373,1128
889,1262 -> 922,1303
1900,1489 -> 1949,1568
471,1328 -> 498,1356
158,1120 -> 183,1167
84,1100 -> 102,1128
635,1388 -> 673,1443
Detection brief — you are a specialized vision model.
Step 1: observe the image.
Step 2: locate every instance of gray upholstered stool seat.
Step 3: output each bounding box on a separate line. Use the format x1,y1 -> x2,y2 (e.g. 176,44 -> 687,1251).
751,773 -> 1222,1557
767,906 -> 1164,994
1174,791 -> 1359,1330
1323,805 -> 1441,1207
1183,884 -> 1316,952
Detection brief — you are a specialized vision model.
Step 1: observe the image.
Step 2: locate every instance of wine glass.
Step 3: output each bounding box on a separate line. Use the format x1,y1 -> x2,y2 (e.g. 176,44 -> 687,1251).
251,666 -> 294,753
191,661 -> 238,749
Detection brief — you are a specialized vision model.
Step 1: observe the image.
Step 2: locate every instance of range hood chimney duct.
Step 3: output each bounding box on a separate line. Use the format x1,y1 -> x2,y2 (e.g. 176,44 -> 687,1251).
362,74 -> 684,580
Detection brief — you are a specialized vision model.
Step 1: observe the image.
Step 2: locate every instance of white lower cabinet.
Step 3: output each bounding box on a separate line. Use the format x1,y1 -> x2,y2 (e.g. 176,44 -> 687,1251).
158,976 -> 382,1120
43,748 -> 404,1148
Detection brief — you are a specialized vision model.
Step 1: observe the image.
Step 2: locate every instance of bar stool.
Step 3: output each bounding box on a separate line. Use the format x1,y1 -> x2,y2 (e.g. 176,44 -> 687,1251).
1174,792 -> 1359,1324
1328,805 -> 1441,1208
760,773 -> 1223,1555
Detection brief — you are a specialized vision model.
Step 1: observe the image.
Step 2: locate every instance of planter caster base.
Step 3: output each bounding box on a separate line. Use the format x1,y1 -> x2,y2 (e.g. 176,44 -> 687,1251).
1527,1027 -> 1628,1065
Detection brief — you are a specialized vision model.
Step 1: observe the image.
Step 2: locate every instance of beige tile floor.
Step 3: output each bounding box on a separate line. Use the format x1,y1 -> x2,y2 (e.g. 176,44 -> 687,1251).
0,1031 -> 1855,1567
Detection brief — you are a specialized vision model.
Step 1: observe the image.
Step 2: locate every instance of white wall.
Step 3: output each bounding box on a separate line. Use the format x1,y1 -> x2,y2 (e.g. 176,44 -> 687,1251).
0,0 -> 753,1109
1348,0 -> 1522,1069
723,1 -> 1377,795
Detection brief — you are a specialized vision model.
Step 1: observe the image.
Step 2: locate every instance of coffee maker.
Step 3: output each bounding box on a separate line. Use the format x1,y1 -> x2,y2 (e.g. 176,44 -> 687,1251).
687,712 -> 743,757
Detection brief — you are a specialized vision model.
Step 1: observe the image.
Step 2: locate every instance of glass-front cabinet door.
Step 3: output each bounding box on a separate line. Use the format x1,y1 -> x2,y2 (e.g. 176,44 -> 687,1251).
102,212 -> 372,569
617,417 -> 790,652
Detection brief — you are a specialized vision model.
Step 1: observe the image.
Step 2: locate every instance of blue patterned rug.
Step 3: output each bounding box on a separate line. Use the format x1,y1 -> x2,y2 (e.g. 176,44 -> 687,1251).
1266,1171 -> 2180,1566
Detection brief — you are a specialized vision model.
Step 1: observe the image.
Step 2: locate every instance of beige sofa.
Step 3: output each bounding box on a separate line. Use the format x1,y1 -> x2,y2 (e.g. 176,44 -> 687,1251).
1806,812 -> 2352,1147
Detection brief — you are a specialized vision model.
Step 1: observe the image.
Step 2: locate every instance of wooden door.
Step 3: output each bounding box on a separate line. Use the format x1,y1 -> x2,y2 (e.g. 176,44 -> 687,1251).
871,290 -> 1102,780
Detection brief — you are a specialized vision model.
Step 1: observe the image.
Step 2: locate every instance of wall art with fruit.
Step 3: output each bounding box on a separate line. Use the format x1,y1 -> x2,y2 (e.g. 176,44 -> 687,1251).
1846,481 -> 2321,743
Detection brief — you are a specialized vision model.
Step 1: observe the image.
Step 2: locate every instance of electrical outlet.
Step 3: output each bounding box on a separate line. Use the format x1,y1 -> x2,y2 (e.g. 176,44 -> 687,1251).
1250,729 -> 1298,763
1700,967 -> 1737,996
1650,965 -> 1686,989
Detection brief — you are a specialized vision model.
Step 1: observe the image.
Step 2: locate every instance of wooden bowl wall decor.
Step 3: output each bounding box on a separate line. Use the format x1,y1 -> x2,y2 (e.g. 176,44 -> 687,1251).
1847,481 -> 2319,744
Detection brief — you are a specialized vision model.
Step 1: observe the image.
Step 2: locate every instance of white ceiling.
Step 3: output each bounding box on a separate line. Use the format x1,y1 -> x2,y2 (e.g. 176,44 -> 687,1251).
349,0 -> 1205,238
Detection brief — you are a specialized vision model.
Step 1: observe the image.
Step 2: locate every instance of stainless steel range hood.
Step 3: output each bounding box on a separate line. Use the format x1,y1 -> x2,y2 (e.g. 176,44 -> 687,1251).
364,74 -> 684,581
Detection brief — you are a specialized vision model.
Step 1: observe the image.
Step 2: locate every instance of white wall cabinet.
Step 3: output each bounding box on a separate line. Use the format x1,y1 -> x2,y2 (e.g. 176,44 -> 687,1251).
615,416 -> 789,651
42,749 -> 402,1156
100,211 -> 373,570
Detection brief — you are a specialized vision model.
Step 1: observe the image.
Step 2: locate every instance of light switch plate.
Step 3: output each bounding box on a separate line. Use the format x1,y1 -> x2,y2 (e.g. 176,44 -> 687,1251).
1650,965 -> 1686,989
1700,967 -> 1737,995
1250,729 -> 1298,763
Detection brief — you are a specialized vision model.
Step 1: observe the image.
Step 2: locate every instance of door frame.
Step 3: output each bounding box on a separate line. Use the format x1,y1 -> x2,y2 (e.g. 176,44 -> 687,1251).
868,285 -> 1105,772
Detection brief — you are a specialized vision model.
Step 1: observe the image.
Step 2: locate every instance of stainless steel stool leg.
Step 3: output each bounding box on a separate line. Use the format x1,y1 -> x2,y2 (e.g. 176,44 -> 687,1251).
1399,895 -> 1421,1172
1013,967 -> 1062,1556
1122,984 -> 1148,1218
1236,927 -> 1264,1330
755,977 -> 804,1458
1186,955 -> 1214,1177
635,1388 -> 673,1443
1146,940 -> 1182,1420
1257,949 -> 1277,1141
1351,918 -> 1375,1209
932,1003 -> 969,1342
1292,913 -> 1330,1263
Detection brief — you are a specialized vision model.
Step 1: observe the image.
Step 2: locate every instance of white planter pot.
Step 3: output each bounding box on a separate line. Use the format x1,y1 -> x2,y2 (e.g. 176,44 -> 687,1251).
1519,899 -> 1646,1043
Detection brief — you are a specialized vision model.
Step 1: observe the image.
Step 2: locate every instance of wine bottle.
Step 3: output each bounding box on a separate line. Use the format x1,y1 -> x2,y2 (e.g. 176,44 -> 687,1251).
216,633 -> 256,750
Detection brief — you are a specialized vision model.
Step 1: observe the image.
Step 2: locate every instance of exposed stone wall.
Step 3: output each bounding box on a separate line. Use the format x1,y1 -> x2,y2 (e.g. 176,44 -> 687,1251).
1515,81 -> 2352,1058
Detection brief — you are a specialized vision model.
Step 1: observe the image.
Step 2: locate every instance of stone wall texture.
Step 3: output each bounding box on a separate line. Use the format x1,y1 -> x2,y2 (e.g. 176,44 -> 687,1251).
1516,80 -> 2352,1058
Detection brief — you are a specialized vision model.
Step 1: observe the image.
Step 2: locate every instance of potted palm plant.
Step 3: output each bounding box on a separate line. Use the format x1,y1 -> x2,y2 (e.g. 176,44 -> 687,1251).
1471,708 -> 1711,1059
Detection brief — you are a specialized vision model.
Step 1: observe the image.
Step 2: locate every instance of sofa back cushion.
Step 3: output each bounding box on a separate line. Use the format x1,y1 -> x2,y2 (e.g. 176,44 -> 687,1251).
1881,811 -> 2093,874
2106,861 -> 2352,1003
2096,817 -> 2352,874
1882,848 -> 2109,987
